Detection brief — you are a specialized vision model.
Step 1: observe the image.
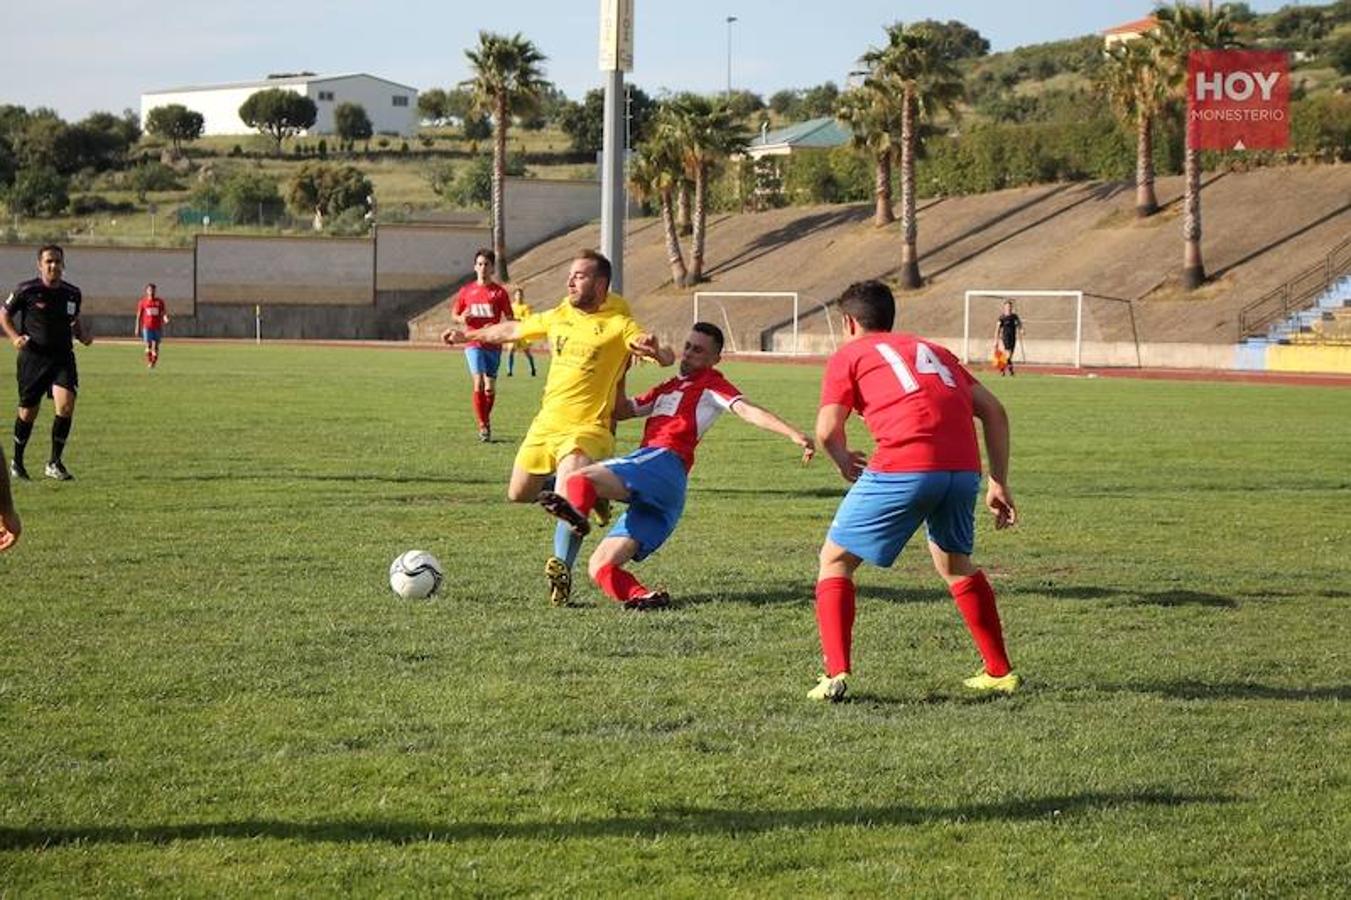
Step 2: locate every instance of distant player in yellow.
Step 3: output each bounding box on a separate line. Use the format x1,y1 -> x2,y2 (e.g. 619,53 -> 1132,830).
506,286 -> 536,378
442,249 -> 672,605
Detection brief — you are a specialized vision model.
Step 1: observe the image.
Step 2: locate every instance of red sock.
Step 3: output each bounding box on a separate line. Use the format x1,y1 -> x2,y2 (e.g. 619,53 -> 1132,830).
565,474 -> 598,517
484,389 -> 495,416
950,570 -> 1011,677
814,577 -> 856,677
471,390 -> 487,428
594,563 -> 647,602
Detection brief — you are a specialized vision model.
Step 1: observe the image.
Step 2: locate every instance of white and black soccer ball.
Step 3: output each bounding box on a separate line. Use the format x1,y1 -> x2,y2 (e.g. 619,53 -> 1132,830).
389,550 -> 444,599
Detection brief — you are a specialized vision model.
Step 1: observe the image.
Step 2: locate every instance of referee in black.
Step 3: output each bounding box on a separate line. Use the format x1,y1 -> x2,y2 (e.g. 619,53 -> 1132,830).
1,245 -> 93,481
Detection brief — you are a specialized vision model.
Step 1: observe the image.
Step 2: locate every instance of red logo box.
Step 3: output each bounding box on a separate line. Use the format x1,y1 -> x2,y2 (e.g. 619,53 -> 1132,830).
1188,50 -> 1290,150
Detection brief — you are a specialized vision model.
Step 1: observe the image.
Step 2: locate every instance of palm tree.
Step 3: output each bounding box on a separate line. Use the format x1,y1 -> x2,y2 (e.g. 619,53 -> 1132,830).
629,138 -> 689,287
836,83 -> 903,227
462,31 -> 548,281
655,95 -> 748,284
1147,2 -> 1240,289
861,23 -> 964,289
1099,38 -> 1169,217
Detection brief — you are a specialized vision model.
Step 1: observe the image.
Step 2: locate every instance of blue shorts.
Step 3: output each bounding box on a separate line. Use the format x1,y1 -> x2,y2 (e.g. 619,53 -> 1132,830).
142,329 -> 162,344
828,470 -> 981,567
603,447 -> 688,562
465,347 -> 501,377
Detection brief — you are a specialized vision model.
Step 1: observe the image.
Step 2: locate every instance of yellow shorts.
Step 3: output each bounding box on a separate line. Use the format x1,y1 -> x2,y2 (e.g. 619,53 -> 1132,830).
514,418 -> 615,475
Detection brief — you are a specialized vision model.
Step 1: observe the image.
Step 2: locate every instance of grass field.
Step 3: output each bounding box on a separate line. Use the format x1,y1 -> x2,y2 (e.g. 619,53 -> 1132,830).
1,343 -> 1348,896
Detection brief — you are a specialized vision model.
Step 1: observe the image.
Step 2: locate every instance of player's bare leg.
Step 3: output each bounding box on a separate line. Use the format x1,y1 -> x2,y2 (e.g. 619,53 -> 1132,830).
540,450 -> 596,606
809,540 -> 863,701
470,371 -> 491,441
928,541 -> 1018,693
587,535 -> 669,610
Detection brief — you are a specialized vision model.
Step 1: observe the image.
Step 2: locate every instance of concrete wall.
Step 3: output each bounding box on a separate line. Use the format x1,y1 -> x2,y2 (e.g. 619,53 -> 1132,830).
374,223 -> 487,293
0,245 -> 194,316
197,235 -> 373,306
505,177 -> 600,252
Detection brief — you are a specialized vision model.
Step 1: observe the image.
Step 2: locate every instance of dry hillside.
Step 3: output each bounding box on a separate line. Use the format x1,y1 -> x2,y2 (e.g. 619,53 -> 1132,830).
413,164 -> 1351,348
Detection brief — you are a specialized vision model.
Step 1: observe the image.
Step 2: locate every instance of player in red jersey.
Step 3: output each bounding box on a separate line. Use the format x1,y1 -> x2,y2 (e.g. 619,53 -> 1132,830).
448,249 -> 515,442
134,283 -> 170,369
537,322 -> 814,609
808,280 -> 1019,702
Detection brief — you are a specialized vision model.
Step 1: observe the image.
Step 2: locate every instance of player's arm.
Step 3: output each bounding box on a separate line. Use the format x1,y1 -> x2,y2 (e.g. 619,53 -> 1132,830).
0,447 -> 19,552
731,398 -> 815,463
0,304 -> 25,350
971,383 -> 1016,529
816,403 -> 866,482
72,317 -> 93,346
627,332 -> 675,366
134,302 -> 143,336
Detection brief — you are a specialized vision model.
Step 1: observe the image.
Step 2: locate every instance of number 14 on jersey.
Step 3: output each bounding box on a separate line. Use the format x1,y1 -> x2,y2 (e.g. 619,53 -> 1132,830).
876,342 -> 957,392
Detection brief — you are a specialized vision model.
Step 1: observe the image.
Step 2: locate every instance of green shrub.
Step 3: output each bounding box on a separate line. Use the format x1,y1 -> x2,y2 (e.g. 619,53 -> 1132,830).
5,166 -> 69,216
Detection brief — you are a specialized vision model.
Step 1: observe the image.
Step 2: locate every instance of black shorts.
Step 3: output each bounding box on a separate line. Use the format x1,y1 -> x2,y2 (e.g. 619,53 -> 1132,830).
17,347 -> 78,407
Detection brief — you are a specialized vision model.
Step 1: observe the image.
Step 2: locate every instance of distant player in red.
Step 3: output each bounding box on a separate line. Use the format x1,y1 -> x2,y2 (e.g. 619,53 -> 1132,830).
537,322 -> 814,609
134,283 -> 169,369
449,248 -> 514,442
808,280 -> 1019,703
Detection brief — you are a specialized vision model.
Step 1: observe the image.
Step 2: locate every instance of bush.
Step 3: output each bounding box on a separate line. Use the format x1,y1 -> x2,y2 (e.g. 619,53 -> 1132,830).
219,169 -> 284,224
127,161 -> 183,199
430,154 -> 526,209
286,162 -> 373,218
69,194 -> 135,215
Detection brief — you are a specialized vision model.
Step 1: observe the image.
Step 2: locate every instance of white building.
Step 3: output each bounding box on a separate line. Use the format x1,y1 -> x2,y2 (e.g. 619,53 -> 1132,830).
140,73 -> 418,137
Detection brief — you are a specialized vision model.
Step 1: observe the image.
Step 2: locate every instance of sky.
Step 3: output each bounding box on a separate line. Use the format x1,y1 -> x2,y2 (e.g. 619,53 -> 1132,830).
3,0 -> 1299,120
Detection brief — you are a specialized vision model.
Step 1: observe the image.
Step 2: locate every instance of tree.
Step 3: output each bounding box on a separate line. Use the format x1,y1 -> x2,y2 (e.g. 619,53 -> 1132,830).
628,136 -> 689,287
462,31 -> 549,281
800,82 -> 841,118
239,88 -> 318,152
5,166 -> 69,217
1148,1 -> 1240,290
913,19 -> 991,60
1099,38 -> 1169,217
725,90 -> 766,119
333,102 -> 373,149
418,88 -> 450,124
145,104 -> 205,155
860,22 -> 964,289
836,83 -> 903,226
557,86 -> 655,154
653,94 -> 748,284
285,162 -> 373,220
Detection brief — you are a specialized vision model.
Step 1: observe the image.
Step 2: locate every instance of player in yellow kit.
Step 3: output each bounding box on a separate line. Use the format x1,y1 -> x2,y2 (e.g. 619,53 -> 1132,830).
442,250 -> 672,605
506,286 -> 536,377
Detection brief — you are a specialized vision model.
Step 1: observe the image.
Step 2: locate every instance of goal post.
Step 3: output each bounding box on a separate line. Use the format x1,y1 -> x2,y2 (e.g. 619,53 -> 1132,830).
692,291 -> 815,354
964,289 -> 1084,369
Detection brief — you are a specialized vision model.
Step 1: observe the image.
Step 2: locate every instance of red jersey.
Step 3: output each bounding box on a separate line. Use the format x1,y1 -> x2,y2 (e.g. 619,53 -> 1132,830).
634,367 -> 743,472
820,332 -> 981,473
451,281 -> 513,348
137,295 -> 168,330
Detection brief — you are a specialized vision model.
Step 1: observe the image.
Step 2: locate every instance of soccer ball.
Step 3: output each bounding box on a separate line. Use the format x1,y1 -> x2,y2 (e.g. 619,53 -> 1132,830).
388,550 -> 444,599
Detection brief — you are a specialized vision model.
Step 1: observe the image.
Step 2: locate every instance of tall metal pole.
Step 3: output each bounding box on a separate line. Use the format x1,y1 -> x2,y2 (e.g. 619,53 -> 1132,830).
601,69 -> 626,294
725,16 -> 737,96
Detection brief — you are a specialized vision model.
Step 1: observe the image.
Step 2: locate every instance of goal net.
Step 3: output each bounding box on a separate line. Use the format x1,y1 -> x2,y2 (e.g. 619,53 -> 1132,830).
963,289 -> 1084,368
692,291 -> 838,355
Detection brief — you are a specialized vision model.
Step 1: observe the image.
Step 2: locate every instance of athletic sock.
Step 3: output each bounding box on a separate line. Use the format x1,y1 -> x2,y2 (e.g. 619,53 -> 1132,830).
50,415 -> 72,464
13,418 -> 33,465
594,562 -> 648,602
564,474 -> 598,517
553,521 -> 582,569
949,570 -> 1011,677
814,577 -> 856,677
471,390 -> 487,428
484,389 -> 495,417
528,355 -> 537,376
506,354 -> 515,376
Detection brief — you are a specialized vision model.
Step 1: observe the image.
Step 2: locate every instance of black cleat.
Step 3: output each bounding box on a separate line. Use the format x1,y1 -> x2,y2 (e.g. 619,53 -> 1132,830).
44,461 -> 73,481
10,459 -> 30,481
624,589 -> 671,611
537,490 -> 591,537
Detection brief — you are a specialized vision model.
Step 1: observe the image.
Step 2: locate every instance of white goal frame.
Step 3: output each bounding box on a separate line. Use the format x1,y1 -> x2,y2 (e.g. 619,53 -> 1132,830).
692,291 -> 802,354
964,289 -> 1084,369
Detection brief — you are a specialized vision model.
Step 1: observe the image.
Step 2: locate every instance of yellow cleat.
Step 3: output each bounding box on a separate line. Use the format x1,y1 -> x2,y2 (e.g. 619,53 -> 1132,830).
544,556 -> 573,607
807,672 -> 849,703
962,670 -> 1022,694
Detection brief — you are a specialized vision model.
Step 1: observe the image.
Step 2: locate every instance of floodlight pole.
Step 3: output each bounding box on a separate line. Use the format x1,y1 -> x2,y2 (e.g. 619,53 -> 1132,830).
726,16 -> 738,96
599,0 -> 635,294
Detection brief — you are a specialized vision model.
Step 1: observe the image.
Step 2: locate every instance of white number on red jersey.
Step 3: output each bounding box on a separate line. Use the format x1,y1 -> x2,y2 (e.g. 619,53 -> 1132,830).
468,302 -> 495,318
876,342 -> 956,394
650,390 -> 683,418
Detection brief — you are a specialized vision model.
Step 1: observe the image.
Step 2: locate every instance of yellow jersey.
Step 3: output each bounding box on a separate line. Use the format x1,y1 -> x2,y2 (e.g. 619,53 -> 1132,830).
517,293 -> 642,430
511,301 -> 532,320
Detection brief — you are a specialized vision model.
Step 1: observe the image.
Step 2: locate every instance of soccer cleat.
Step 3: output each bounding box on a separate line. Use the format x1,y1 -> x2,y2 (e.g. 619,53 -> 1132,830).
623,589 -> 671,611
807,673 -> 849,702
537,490 -> 591,537
9,459 -> 30,481
478,426 -> 491,443
44,461 -> 73,481
544,556 -> 573,607
591,497 -> 613,527
963,670 -> 1021,694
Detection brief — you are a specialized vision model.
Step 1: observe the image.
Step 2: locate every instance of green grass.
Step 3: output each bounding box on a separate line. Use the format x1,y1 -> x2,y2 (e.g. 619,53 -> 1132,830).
2,344 -> 1349,896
